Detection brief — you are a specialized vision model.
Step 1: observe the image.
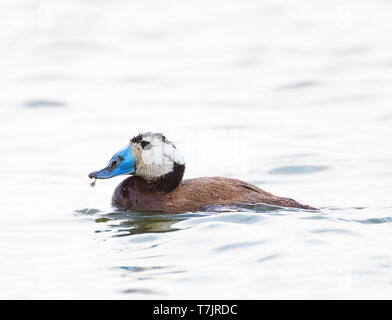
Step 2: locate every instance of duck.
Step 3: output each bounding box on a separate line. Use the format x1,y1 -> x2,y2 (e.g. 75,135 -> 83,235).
89,132 -> 315,213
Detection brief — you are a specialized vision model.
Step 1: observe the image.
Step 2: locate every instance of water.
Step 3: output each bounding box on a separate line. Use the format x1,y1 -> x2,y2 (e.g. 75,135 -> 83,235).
1,0 -> 392,299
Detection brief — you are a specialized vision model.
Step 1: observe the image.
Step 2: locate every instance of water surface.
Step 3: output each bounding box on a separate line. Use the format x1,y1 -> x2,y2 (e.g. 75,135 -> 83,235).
1,0 -> 392,299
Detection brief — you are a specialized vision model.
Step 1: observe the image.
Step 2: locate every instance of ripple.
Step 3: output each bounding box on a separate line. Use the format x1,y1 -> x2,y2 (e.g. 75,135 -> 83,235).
333,46 -> 370,56
300,215 -> 329,221
115,266 -> 166,273
215,240 -> 265,252
233,58 -> 260,67
128,234 -> 160,242
23,99 -> 66,108
257,254 -> 280,263
122,288 -> 157,295
302,208 -> 392,225
268,165 -> 328,175
352,217 -> 392,225
115,265 -> 186,279
311,228 -> 357,235
276,81 -> 319,91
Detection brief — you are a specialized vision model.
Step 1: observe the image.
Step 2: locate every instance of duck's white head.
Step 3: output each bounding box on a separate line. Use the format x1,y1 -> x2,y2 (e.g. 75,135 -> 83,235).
89,132 -> 185,192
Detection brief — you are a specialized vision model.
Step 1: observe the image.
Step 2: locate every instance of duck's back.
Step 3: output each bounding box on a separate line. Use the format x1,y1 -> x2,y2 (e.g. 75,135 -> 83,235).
112,176 -> 314,213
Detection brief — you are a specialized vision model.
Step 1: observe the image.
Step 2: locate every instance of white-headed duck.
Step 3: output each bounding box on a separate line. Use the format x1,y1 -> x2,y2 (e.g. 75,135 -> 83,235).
89,132 -> 315,213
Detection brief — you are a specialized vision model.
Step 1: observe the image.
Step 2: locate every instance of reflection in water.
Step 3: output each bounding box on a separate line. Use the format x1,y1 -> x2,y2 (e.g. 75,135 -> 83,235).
108,215 -> 182,237
75,203 -> 291,239
77,207 -> 205,295
75,204 -> 316,296
75,208 -> 205,237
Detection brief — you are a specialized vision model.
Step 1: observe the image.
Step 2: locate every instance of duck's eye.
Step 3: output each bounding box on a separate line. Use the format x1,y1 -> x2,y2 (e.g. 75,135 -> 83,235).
141,141 -> 150,148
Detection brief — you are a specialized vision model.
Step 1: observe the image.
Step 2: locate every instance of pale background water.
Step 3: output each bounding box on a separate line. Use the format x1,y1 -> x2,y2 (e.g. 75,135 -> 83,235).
1,0 -> 392,299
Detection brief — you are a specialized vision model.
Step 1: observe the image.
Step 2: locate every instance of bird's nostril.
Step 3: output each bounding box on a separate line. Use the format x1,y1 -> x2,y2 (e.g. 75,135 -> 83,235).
111,161 -> 118,169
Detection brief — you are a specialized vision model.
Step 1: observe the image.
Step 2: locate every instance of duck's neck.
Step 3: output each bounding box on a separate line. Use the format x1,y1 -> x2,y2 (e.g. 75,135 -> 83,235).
146,162 -> 185,193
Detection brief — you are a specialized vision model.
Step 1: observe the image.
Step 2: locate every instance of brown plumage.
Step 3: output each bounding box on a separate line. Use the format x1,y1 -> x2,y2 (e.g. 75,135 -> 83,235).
89,132 -> 315,213
112,176 -> 315,213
